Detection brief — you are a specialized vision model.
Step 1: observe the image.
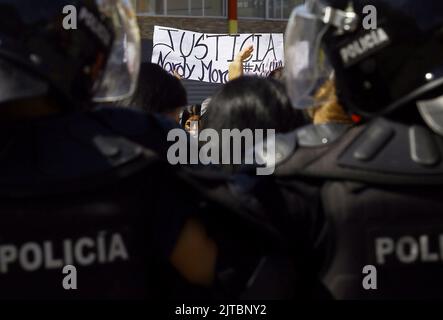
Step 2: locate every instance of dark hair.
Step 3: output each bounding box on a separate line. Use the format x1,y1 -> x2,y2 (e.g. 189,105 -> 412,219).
201,76 -> 304,133
118,62 -> 187,113
268,67 -> 285,81
180,104 -> 202,127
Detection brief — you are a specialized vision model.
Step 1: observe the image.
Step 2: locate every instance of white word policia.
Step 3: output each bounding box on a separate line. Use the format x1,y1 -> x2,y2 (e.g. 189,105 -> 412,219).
0,232 -> 129,274
167,124 -> 276,175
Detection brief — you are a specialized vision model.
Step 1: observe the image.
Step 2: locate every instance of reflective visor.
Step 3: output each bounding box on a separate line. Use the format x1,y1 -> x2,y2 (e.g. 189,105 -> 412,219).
285,3 -> 334,109
92,0 -> 140,103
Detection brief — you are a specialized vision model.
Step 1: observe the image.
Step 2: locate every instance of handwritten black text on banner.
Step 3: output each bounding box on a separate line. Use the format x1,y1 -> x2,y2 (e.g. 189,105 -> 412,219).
151,26 -> 284,84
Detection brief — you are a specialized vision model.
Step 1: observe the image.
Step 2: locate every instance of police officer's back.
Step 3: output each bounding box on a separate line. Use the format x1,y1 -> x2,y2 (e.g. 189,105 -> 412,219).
0,0 -> 212,299
0,0 -> 314,300
279,0 -> 443,299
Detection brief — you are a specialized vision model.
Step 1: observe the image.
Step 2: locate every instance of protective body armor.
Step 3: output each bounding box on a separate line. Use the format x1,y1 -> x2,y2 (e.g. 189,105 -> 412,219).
275,118 -> 443,299
0,107 -> 195,299
0,106 -> 302,299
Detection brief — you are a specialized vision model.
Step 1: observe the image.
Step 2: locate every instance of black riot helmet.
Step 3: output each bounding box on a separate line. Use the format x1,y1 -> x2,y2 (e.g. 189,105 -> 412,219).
285,0 -> 443,128
0,0 -> 141,110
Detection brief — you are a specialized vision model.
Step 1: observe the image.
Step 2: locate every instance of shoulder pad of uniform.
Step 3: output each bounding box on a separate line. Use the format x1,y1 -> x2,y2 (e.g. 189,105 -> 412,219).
296,123 -> 351,147
246,123 -> 350,171
93,106 -> 182,137
92,106 -> 180,156
338,118 -> 443,175
92,106 -> 156,136
0,109 -> 161,196
250,130 -> 298,170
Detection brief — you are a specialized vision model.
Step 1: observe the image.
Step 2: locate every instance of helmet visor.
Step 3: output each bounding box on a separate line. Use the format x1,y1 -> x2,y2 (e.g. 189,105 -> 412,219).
285,3 -> 333,109
92,0 -> 140,103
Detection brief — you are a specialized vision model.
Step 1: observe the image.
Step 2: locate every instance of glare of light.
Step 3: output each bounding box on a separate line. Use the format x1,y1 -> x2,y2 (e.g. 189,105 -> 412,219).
425,73 -> 434,81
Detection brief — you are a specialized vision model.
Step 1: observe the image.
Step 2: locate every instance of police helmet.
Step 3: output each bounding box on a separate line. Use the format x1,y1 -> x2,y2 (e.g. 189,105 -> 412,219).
0,0 -> 140,109
285,0 -> 443,129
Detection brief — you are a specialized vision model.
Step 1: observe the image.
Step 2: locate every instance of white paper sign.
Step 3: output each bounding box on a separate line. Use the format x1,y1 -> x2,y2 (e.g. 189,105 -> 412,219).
151,26 -> 284,84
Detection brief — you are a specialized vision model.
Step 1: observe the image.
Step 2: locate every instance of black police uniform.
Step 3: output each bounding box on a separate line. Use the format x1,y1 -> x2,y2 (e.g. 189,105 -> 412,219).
0,0 -> 310,300
0,105 -> 317,299
273,118 -> 443,299
0,107 -> 190,298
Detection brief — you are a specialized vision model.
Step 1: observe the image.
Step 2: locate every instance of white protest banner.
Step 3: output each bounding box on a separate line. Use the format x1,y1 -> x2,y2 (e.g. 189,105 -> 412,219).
151,26 -> 284,84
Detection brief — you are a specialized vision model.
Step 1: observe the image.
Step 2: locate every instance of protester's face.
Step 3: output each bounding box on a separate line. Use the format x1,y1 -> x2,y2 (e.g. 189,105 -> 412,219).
185,115 -> 200,133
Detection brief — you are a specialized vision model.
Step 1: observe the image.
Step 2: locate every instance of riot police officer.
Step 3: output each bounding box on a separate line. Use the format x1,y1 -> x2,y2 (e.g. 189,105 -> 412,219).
0,0 -> 302,299
276,0 -> 443,298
